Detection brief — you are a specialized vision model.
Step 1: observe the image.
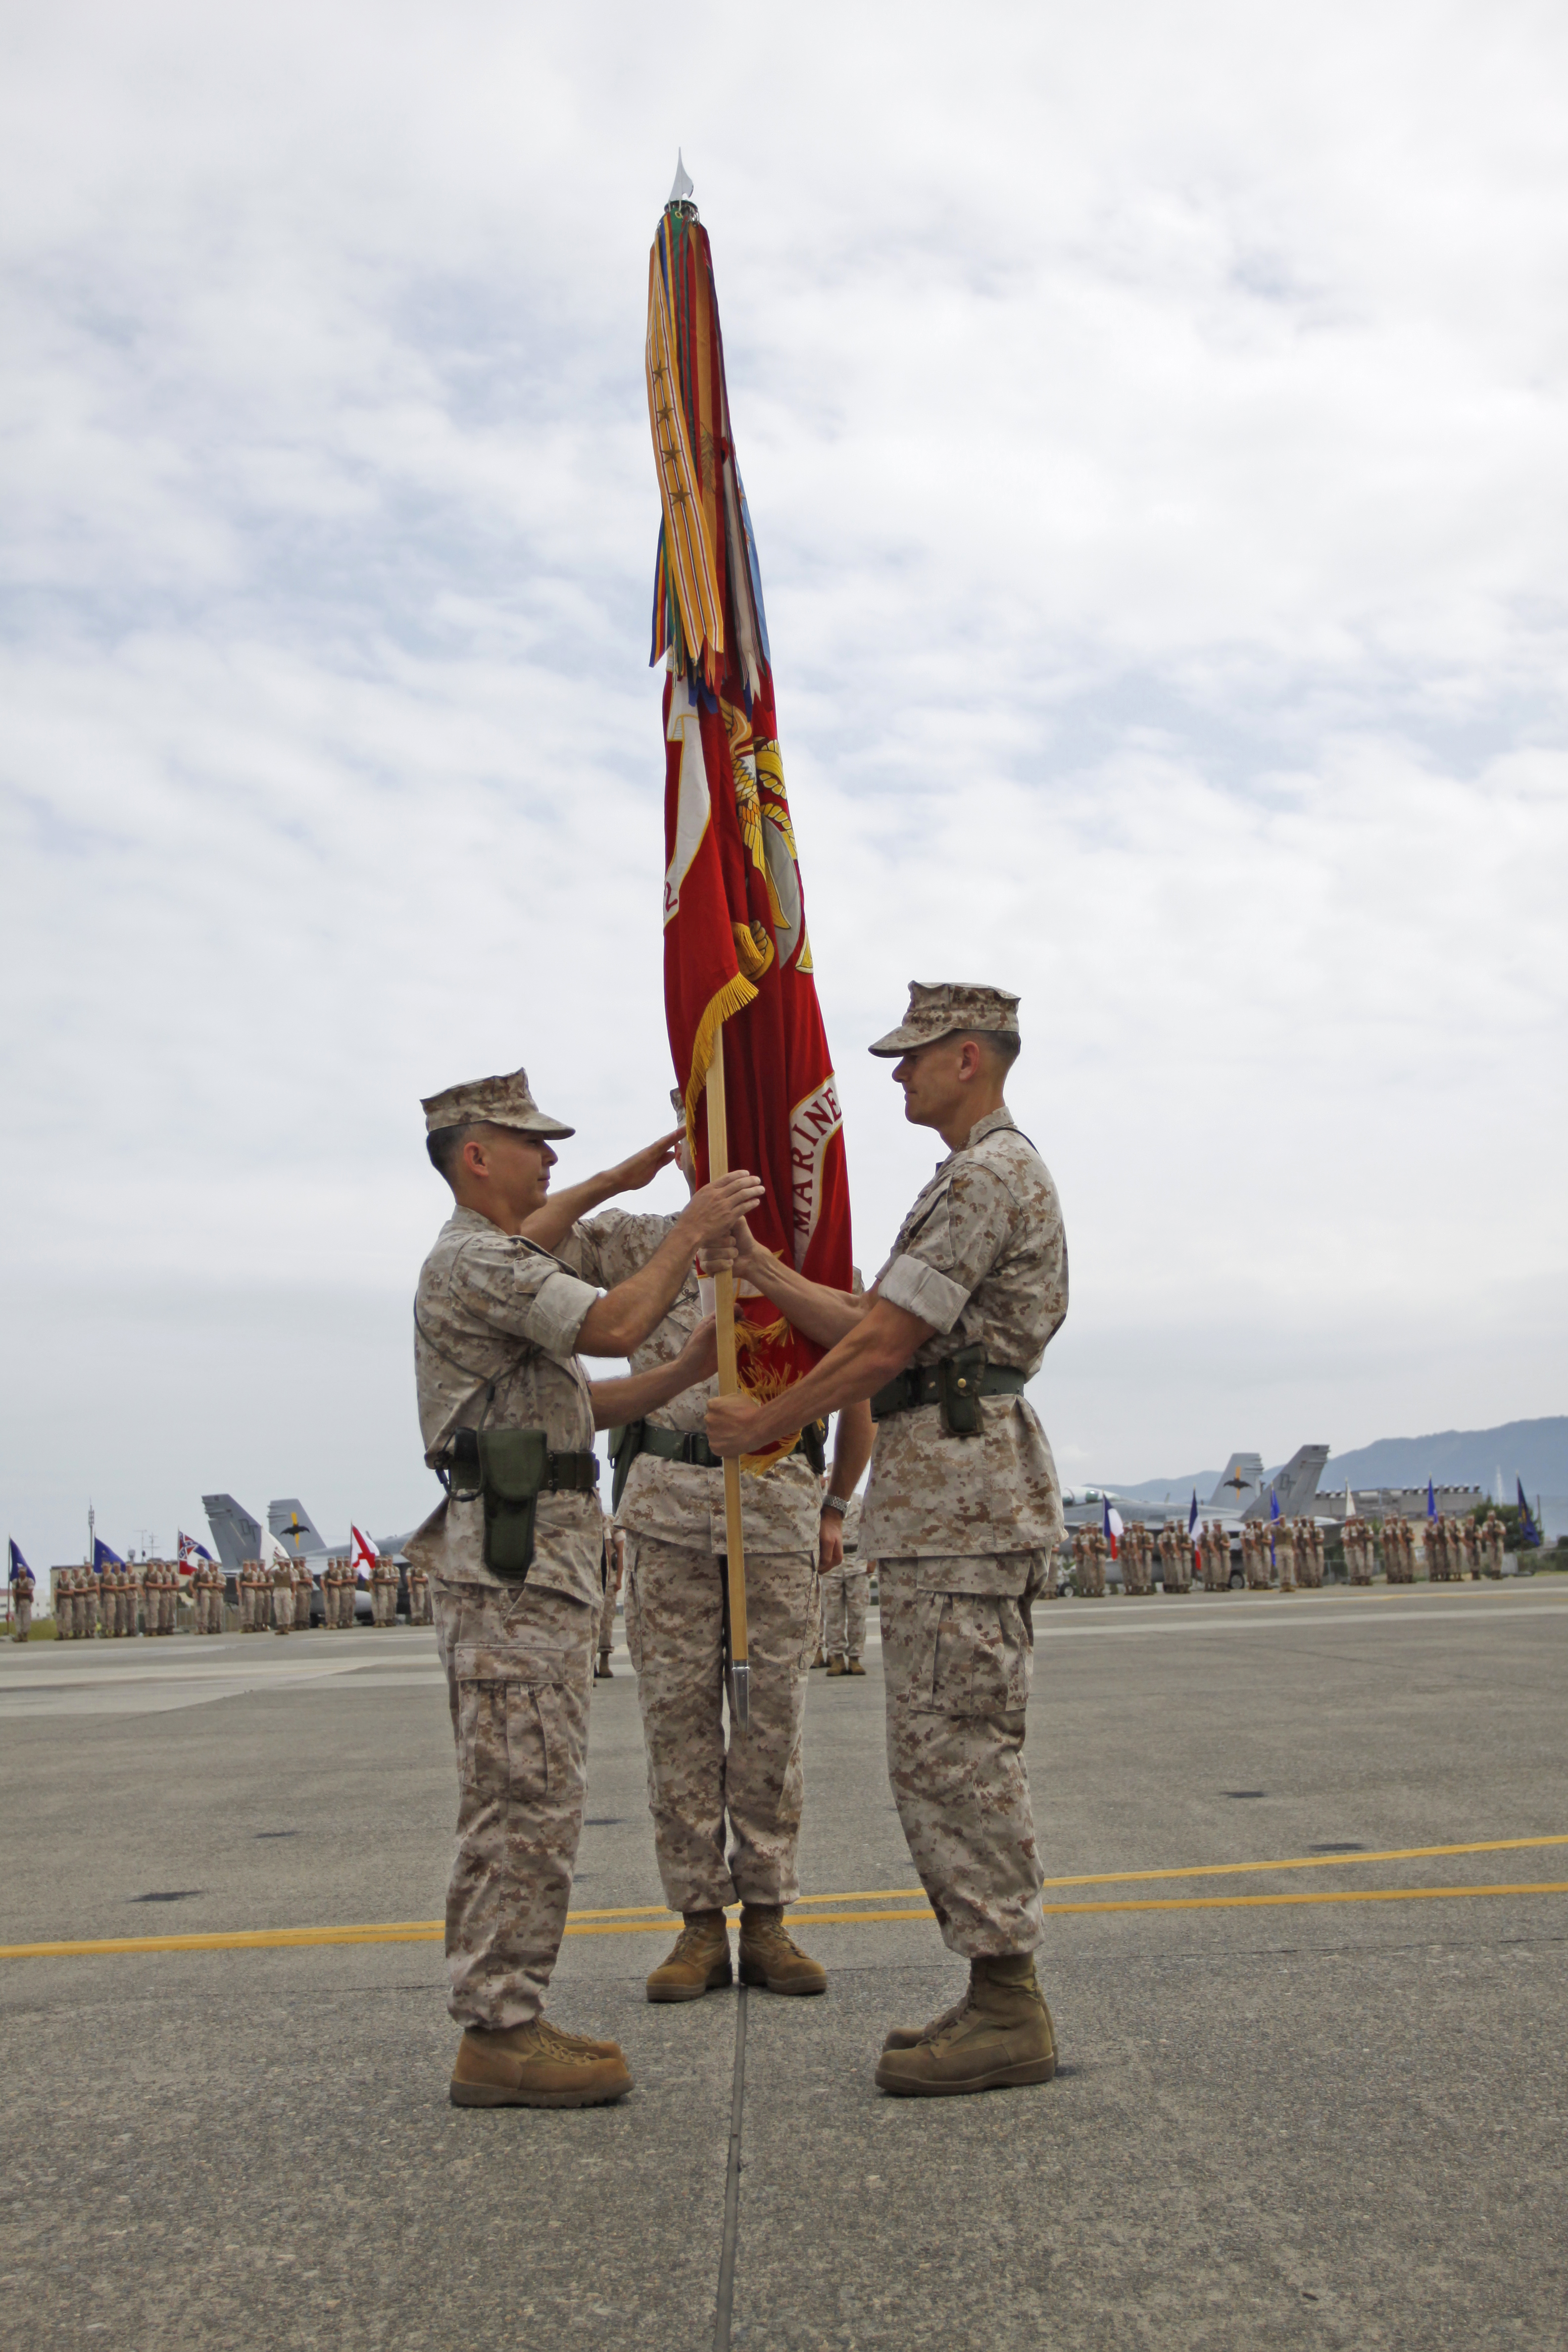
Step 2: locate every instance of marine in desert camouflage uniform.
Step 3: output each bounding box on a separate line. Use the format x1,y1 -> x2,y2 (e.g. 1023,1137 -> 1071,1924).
10,1564 -> 35,1640
534,1092 -> 873,2003
820,1492 -> 870,1672
594,1521 -> 622,1677
271,1561 -> 295,1634
405,1064 -> 761,2110
711,981 -> 1066,2100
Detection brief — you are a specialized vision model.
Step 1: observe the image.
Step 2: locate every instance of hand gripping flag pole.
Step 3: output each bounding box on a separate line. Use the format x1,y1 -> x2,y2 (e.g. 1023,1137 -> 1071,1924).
646,162 -> 856,1735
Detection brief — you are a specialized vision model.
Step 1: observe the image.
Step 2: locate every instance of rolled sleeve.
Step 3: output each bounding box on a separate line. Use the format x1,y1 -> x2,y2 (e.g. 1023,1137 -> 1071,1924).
520,1270 -> 600,1358
880,1252 -> 970,1333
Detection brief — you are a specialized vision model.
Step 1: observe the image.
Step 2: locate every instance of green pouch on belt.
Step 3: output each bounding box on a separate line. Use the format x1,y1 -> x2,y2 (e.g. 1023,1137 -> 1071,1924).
477,1427 -> 549,1580
608,1421 -> 645,1516
937,1343 -> 988,1438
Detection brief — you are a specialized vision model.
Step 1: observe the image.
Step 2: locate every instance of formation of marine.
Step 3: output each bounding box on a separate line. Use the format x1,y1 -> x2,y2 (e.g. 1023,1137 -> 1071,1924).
40,1552 -> 439,1637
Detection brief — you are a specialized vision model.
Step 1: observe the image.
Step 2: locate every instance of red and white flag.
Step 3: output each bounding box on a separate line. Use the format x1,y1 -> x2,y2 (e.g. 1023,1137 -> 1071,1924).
350,1526 -> 377,1580
647,201 -> 853,1458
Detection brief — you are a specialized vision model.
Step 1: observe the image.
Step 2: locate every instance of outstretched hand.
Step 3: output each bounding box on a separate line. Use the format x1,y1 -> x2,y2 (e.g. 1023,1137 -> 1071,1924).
706,1392 -> 763,1459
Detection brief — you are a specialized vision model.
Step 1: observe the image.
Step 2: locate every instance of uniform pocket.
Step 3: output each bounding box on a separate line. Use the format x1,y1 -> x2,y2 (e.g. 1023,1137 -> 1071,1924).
452,1641 -> 577,1800
915,1593 -> 1031,1717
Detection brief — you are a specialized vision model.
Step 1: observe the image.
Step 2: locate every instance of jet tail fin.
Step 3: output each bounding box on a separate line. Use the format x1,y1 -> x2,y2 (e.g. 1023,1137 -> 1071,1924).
269,1498 -> 329,1557
1209,1454 -> 1264,1510
202,1493 -> 262,1571
1270,1445 -> 1330,1517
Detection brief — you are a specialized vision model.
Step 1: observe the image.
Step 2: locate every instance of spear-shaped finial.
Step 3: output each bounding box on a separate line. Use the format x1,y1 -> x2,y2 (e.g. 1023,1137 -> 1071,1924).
669,149 -> 695,205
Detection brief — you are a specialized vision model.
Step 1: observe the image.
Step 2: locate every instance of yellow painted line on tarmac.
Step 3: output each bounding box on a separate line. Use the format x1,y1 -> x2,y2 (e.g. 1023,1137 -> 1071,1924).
788,1882 -> 1568,1925
0,1920 -> 446,1959
794,1832 -> 1568,1905
8,1835 -> 1567,1960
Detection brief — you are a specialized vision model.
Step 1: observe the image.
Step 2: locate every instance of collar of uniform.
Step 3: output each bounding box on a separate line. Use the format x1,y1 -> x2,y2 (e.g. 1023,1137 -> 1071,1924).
965,1107 -> 1017,1150
927,1104 -> 1017,1181
444,1204 -> 558,1260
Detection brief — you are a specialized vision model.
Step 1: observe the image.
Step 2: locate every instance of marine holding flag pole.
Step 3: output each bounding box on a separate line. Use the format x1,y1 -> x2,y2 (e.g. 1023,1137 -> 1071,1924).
645,159 -> 855,1729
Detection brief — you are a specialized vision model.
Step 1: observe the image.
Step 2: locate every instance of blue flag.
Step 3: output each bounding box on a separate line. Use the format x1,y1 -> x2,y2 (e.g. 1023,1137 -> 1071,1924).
92,1537 -> 125,1574
1269,1488 -> 1280,1521
1188,1490 -> 1198,1536
1515,1479 -> 1541,1549
1426,1479 -> 1437,1520
7,1538 -> 29,1582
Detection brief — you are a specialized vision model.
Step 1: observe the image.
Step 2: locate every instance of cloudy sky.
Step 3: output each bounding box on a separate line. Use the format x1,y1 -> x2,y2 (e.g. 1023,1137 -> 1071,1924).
3,0 -> 1564,1568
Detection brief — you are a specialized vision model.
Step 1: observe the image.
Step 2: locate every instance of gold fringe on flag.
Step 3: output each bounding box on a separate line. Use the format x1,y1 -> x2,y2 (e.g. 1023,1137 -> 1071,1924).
682,976 -> 758,1152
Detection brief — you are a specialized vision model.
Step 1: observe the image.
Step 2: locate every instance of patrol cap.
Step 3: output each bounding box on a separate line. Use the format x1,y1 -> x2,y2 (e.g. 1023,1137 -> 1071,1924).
867,981 -> 1022,1058
420,1066 -> 575,1140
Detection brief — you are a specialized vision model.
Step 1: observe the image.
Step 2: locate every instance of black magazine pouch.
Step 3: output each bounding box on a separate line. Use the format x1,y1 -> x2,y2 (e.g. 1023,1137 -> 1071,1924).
608,1422 -> 644,1517
937,1344 -> 988,1438
477,1428 -> 549,1580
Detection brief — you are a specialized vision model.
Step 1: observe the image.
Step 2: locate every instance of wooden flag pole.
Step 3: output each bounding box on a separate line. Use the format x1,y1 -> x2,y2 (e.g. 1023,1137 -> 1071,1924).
705,1039 -> 750,1729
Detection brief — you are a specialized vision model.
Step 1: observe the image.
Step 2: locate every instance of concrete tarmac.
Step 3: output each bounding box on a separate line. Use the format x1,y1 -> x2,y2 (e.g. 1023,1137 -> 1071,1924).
2,1581 -> 1566,2351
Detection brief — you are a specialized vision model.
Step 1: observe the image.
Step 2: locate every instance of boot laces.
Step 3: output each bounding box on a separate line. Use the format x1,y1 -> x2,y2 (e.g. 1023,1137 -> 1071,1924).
671,1916 -> 727,1962
531,2017 -> 606,2066
918,1993 -> 974,2046
742,1913 -> 805,1960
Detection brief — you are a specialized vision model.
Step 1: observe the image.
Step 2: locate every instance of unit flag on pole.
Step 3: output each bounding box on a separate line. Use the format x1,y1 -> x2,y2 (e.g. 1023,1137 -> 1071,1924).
646,191 -> 853,1461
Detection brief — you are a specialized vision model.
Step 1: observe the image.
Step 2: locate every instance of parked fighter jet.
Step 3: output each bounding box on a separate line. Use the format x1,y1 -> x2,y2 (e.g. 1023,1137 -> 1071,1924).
200,1494 -> 412,1626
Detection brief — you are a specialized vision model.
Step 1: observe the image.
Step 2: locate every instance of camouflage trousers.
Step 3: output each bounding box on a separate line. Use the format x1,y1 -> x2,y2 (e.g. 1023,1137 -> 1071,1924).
819,1568 -> 868,1662
598,1560 -> 621,1654
878,1553 -> 1048,1959
433,1578 -> 595,2031
623,1536 -> 814,1915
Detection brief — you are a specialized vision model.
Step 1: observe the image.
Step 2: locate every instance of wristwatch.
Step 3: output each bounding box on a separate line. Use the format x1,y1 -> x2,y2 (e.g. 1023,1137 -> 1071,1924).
821,1492 -> 853,1518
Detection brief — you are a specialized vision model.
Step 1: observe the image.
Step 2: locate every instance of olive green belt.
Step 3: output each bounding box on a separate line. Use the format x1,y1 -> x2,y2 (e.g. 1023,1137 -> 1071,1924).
869,1361 -> 1028,1421
442,1427 -> 599,1495
608,1417 -> 826,1513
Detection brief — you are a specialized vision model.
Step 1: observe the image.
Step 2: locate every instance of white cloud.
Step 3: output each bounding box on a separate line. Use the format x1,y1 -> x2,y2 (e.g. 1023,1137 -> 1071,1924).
2,0 -> 1565,1565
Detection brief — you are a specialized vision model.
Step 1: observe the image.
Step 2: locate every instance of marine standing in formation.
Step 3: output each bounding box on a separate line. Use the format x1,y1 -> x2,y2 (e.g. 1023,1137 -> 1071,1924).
818,1493 -> 869,1674
404,1067 -> 761,2109
521,1085 -> 873,2005
709,982 -> 1067,2097
10,1562 -> 35,1640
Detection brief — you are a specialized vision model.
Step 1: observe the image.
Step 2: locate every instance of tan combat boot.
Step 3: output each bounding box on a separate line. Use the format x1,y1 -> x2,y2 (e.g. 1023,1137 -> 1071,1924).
880,1990 -> 969,2052
738,1905 -> 827,1995
645,1910 -> 733,2003
449,2017 -> 633,2108
826,1656 -> 847,1676
846,1657 -> 866,1676
811,1647 -> 828,1668
875,1953 -> 1056,2096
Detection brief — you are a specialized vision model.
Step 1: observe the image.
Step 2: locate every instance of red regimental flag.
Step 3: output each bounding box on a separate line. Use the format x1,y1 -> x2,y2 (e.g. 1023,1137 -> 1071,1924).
648,207 -> 853,1456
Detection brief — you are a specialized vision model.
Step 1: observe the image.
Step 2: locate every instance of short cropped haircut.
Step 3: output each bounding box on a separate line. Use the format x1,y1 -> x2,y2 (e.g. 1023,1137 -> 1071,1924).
426,1121 -> 482,1181
965,1029 -> 1021,1072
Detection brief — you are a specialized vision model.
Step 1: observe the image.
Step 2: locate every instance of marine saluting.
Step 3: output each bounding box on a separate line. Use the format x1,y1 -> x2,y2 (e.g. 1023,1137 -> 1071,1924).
406,1065 -> 762,2108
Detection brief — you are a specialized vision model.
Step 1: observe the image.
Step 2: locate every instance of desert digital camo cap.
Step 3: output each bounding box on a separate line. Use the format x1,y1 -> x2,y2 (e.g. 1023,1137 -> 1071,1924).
420,1066 -> 575,1139
867,981 -> 1022,1058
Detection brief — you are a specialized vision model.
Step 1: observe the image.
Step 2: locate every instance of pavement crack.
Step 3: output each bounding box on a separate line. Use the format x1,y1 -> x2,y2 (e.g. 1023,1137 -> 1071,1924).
713,1982 -> 747,2352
